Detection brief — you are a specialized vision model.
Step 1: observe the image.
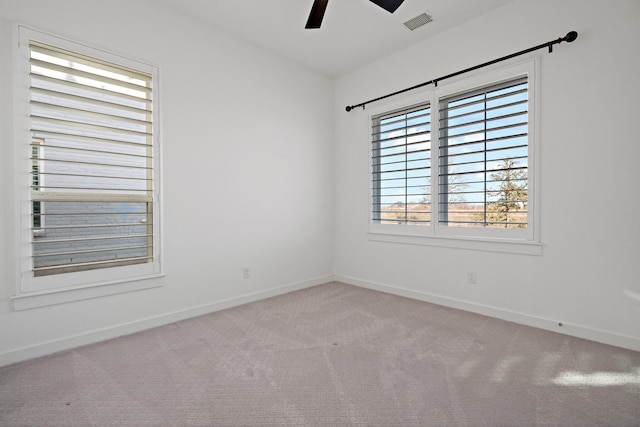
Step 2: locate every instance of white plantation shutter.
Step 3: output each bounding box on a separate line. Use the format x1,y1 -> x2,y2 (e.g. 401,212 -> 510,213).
371,103 -> 432,225
28,40 -> 158,278
438,78 -> 529,229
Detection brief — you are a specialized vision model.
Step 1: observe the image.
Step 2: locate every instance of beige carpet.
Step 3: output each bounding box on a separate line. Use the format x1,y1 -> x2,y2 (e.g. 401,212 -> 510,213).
1,282 -> 639,426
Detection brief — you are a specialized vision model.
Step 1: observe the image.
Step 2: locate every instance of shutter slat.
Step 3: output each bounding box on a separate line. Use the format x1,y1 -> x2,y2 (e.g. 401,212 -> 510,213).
32,156 -> 152,171
31,192 -> 152,203
440,79 -> 527,114
31,100 -> 151,128
31,130 -> 151,149
31,114 -> 152,137
30,58 -> 152,95
33,186 -> 151,195
439,122 -> 527,141
438,99 -> 527,124
31,86 -> 152,116
33,233 -> 153,245
33,257 -> 153,276
37,172 -> 151,181
30,42 -> 151,83
37,222 -> 152,231
33,143 -> 152,160
31,74 -> 152,107
372,130 -> 431,145
33,245 -> 152,260
439,111 -> 527,133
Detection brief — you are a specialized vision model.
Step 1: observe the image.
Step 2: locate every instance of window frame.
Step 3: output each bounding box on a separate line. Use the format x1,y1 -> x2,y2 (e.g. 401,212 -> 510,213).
368,60 -> 541,255
13,26 -> 164,310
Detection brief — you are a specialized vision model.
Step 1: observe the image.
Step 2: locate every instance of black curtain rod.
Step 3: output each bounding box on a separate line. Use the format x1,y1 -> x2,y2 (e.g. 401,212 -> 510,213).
345,30 -> 578,112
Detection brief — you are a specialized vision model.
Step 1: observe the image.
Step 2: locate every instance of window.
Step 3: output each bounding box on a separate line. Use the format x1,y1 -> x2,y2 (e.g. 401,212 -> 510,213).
438,78 -> 529,230
369,61 -> 538,250
16,27 -> 161,303
371,103 -> 431,226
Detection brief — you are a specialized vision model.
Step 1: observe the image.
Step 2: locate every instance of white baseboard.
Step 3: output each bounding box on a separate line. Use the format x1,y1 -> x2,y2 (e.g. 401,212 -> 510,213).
4,274 -> 637,368
0,275 -> 333,367
335,275 -> 640,352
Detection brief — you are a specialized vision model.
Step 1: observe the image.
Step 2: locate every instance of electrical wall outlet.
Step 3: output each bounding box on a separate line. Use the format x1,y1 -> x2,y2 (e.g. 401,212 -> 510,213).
466,271 -> 477,284
242,267 -> 251,279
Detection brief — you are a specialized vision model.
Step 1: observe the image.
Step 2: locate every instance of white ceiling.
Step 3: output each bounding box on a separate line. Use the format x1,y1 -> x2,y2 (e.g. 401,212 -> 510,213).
159,0 -> 515,77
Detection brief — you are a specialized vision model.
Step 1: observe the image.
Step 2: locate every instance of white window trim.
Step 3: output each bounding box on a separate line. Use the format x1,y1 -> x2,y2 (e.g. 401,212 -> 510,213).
367,59 -> 541,255
12,25 -> 164,310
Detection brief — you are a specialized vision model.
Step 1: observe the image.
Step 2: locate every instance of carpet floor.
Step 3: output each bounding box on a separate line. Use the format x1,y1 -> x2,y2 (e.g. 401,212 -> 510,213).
1,282 -> 639,426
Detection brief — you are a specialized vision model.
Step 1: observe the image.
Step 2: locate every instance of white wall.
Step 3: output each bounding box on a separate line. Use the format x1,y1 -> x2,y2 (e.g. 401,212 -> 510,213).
334,0 -> 640,351
0,0 -> 334,365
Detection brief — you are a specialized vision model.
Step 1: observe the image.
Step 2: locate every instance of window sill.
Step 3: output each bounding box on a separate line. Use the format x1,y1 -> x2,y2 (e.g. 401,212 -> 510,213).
368,231 -> 542,256
12,273 -> 165,311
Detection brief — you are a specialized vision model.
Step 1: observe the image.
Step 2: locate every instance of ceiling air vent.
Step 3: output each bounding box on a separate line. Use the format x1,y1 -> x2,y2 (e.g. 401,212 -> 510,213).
404,13 -> 433,31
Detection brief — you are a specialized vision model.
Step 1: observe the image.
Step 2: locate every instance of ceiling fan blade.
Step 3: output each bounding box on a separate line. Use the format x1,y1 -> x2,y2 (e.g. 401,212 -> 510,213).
369,0 -> 404,14
305,0 -> 329,29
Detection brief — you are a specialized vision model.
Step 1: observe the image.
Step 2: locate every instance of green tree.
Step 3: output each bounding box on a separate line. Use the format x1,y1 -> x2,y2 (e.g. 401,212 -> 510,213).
487,159 -> 527,228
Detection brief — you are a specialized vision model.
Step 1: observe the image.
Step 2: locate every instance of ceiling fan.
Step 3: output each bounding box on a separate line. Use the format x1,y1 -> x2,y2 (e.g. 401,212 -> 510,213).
305,0 -> 405,29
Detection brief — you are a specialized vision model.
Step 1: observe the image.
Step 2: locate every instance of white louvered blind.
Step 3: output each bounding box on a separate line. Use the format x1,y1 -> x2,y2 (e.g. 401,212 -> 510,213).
29,41 -> 155,277
438,78 -> 528,229
371,103 -> 431,225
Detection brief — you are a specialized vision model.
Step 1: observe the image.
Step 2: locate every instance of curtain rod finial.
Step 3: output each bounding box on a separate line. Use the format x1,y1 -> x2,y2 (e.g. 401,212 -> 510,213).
564,31 -> 578,43
346,106 -> 352,112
